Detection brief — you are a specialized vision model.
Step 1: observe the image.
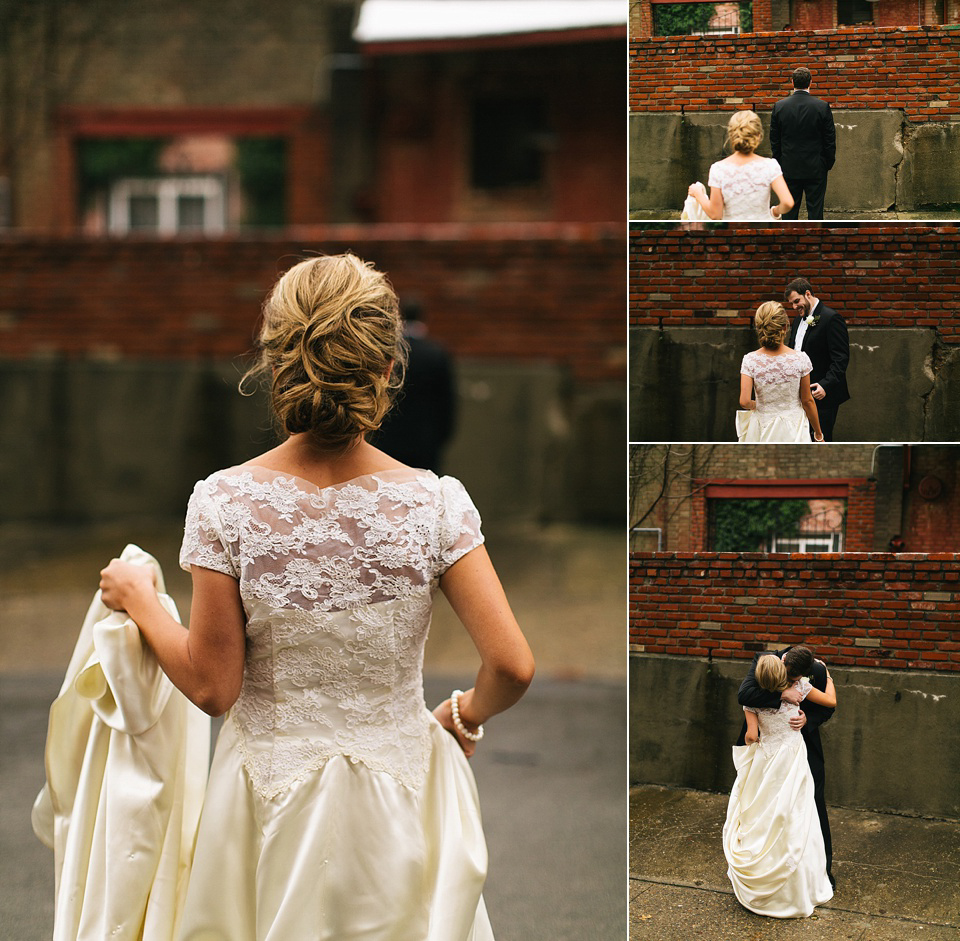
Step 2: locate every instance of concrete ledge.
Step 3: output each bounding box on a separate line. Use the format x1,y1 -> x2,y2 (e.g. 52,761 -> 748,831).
628,109 -> 957,214
0,358 -> 623,524
629,653 -> 960,818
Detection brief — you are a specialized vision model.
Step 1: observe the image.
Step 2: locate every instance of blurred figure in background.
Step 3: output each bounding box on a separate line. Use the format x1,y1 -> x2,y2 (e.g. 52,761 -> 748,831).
372,299 -> 456,474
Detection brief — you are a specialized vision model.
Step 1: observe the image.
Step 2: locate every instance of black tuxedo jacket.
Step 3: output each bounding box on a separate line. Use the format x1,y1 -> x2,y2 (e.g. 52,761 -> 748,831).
770,90 -> 837,180
789,304 -> 850,408
734,648 -> 834,775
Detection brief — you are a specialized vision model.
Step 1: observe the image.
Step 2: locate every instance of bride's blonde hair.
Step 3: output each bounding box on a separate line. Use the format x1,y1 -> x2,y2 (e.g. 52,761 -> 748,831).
755,301 -> 789,350
727,110 -> 764,154
242,253 -> 407,453
755,655 -> 789,693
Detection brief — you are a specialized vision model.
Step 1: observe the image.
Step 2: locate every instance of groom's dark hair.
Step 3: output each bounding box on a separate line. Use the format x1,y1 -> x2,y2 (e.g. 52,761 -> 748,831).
784,277 -> 813,299
792,67 -> 812,89
783,645 -> 815,679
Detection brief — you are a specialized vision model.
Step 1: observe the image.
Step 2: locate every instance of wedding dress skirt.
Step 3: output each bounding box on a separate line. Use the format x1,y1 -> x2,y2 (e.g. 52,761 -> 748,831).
723,736 -> 833,917
736,407 -> 809,442
177,716 -> 492,941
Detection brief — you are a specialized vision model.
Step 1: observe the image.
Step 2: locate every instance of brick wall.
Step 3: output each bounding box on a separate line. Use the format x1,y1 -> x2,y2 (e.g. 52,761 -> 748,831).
629,28 -> 960,121
629,552 -> 960,671
629,225 -> 960,336
0,225 -> 625,382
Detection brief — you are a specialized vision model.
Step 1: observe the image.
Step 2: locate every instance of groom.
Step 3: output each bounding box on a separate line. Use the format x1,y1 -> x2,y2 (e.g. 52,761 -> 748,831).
770,66 -> 836,220
736,645 -> 835,887
785,277 -> 850,442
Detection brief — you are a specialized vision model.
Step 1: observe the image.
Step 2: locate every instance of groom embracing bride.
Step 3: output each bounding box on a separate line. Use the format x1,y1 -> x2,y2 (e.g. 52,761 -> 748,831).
723,645 -> 836,918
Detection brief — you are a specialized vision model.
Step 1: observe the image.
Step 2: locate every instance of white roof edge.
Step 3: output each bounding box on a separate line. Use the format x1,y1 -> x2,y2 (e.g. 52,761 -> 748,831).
354,1 -> 626,44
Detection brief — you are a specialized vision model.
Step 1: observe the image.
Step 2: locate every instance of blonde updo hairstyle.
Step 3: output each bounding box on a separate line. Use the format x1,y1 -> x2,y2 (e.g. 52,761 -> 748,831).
243,254 -> 407,452
755,654 -> 789,693
727,110 -> 764,154
754,301 -> 789,351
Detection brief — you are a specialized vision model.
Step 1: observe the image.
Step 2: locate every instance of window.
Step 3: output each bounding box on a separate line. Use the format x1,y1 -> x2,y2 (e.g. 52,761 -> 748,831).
76,135 -> 287,234
769,533 -> 844,553
470,97 -> 549,189
108,177 -> 226,235
837,0 -> 873,25
652,2 -> 751,36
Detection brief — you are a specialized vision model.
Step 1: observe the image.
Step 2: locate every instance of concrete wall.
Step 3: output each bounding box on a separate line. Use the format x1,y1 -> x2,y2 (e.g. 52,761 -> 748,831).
0,358 -> 624,525
628,110 -> 955,215
629,653 -> 960,819
629,326 -> 947,442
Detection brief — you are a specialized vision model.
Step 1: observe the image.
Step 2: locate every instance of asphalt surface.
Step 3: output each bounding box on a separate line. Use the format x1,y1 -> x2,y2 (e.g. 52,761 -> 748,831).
630,785 -> 960,940
0,519 -> 627,941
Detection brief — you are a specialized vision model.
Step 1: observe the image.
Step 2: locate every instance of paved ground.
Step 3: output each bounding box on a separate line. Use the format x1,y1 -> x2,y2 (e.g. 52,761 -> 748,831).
1,519 -> 627,940
630,785 -> 960,940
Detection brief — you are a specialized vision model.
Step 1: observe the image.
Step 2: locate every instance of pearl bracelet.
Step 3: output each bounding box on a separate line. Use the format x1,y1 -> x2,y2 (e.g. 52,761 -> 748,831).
450,689 -> 484,742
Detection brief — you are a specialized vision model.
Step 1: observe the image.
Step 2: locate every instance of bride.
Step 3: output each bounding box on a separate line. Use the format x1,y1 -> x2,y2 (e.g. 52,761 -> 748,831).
737,302 -> 824,443
684,111 -> 794,222
723,654 -> 836,918
99,253 -> 535,940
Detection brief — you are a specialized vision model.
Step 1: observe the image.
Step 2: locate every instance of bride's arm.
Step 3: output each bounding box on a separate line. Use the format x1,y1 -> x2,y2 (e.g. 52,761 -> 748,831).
799,375 -> 825,441
436,546 -> 535,756
739,373 -> 756,410
744,708 -> 760,744
802,671 -> 836,709
770,175 -> 794,219
100,560 -> 247,717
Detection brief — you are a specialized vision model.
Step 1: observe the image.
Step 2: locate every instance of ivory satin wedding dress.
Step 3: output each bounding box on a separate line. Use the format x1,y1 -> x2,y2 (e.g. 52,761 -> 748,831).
722,679 -> 834,918
175,464 -> 493,941
737,349 -> 814,442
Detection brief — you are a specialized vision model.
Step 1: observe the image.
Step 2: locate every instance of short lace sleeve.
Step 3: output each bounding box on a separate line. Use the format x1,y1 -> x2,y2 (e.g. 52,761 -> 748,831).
795,677 -> 813,701
436,476 -> 484,576
179,477 -> 238,577
743,704 -> 759,715
799,351 -> 813,377
766,157 -> 784,183
707,161 -> 725,189
740,352 -> 755,378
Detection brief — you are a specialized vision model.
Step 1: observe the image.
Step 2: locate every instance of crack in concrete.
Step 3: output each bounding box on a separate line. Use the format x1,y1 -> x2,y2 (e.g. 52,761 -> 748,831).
903,688 -> 948,702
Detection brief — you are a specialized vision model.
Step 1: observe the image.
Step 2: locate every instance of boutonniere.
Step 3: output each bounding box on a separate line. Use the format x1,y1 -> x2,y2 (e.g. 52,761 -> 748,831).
804,312 -> 821,328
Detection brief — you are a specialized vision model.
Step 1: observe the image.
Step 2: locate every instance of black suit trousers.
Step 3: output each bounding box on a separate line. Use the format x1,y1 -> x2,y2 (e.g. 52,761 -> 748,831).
805,735 -> 833,879
783,175 -> 828,221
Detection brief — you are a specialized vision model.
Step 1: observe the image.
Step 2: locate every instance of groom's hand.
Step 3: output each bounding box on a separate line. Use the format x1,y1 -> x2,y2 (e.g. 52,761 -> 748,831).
789,711 -> 808,731
781,686 -> 803,705
810,382 -> 826,400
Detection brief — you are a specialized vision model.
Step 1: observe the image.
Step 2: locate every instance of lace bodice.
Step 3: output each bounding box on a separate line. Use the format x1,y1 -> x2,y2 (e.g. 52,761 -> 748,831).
179,465 -> 483,798
708,157 -> 783,221
741,349 -> 812,418
744,678 -> 812,750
